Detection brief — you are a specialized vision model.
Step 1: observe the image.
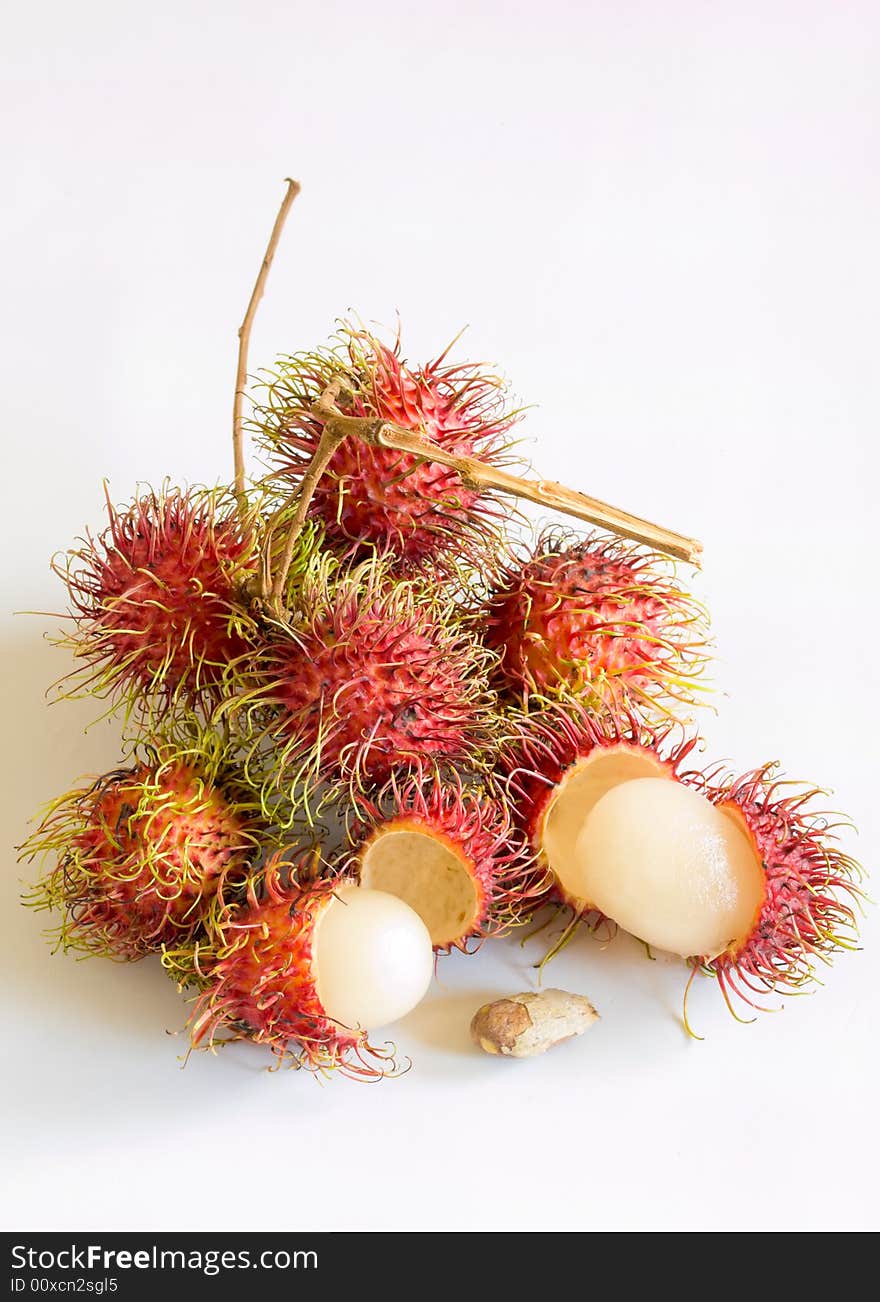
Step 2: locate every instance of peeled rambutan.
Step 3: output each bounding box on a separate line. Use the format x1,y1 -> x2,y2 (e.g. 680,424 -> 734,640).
484,531 -> 708,713
254,321 -> 521,569
233,553 -> 500,796
56,484 -> 257,714
536,736 -> 863,1022
347,769 -> 543,953
22,748 -> 260,958
167,856 -> 433,1075
501,698 -> 697,916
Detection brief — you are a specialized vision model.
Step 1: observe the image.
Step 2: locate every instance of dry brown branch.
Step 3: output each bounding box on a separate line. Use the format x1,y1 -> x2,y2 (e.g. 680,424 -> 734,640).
374,425 -> 702,564
266,383 -> 702,592
245,179 -> 703,621
233,178 -> 301,513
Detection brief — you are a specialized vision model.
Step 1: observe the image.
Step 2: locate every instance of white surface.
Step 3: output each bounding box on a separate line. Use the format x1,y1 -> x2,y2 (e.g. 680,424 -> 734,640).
2,1 -> 878,1233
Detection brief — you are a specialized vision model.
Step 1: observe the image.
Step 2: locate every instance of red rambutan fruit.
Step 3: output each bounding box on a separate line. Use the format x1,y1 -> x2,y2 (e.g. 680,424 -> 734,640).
484,531 -> 708,714
167,855 -> 432,1076
22,748 -> 260,958
347,769 -> 543,953
55,485 -> 257,714
232,554 -> 500,798
254,321 -> 521,570
501,698 -> 697,917
526,718 -> 864,1022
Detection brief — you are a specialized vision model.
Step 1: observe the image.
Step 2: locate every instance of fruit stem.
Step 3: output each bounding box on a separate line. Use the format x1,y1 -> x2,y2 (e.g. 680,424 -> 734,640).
375,426 -> 702,564
263,380 -> 363,616
233,178 -> 301,517
270,383 -> 703,570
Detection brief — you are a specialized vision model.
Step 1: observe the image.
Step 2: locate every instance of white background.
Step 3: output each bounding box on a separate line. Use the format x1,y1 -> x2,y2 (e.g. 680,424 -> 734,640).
2,1 -> 878,1233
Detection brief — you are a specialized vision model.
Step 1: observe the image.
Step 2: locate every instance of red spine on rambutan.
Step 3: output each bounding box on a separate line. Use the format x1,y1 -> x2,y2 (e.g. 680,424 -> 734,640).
22,753 -> 259,958
691,764 -> 864,1014
501,698 -> 698,914
174,858 -> 395,1077
484,531 -> 708,714
254,322 -> 521,569
56,485 -> 257,714
233,554 -> 499,798
348,769 -> 543,953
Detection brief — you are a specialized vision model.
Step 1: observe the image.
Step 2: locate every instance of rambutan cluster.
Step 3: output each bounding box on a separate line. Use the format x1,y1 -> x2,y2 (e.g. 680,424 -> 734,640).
21,312 -> 865,1076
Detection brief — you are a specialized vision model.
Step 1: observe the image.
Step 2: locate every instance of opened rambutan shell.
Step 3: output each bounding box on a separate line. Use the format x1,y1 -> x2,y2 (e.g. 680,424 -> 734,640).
690,764 -> 864,1015
232,554 -> 500,798
347,769 -> 543,953
484,531 -> 708,715
55,484 -> 257,715
170,859 -> 405,1077
501,699 -> 697,915
22,751 -> 260,958
525,732 -> 863,1024
254,322 -> 521,570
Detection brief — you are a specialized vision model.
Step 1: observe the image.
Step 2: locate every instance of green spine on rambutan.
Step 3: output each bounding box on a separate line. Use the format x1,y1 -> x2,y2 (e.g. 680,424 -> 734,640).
484,528 -> 710,720
163,852 -> 402,1078
51,483 -> 260,722
219,548 -> 505,818
251,319 -> 525,574
20,730 -> 267,960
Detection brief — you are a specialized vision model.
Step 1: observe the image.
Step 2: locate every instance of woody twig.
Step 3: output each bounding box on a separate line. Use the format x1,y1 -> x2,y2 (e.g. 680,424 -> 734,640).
236,180 -> 703,622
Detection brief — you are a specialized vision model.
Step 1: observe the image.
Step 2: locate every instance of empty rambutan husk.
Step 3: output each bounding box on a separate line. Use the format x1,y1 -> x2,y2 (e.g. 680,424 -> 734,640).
345,768 -> 545,953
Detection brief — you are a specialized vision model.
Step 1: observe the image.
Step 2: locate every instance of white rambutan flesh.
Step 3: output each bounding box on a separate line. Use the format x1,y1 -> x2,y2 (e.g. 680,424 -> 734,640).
313,886 -> 433,1029
539,747 -> 672,909
572,778 -> 764,957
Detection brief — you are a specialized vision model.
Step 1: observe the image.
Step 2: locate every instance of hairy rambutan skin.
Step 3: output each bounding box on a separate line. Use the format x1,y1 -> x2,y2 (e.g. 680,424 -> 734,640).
346,769 -> 545,953
167,857 -> 397,1077
22,750 -> 261,959
688,764 -> 864,1014
55,485 -> 258,715
501,698 -> 698,914
253,321 -> 522,570
484,530 -> 709,714
229,554 -> 501,803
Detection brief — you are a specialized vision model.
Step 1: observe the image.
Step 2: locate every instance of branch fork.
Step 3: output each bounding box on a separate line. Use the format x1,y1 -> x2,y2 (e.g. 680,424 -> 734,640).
234,178 -> 704,624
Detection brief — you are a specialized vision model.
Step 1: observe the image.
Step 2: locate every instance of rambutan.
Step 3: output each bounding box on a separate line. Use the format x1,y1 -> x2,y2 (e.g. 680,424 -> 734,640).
484,531 -> 708,713
501,698 -> 697,916
692,765 -> 863,1014
56,484 -> 257,714
254,321 -> 521,569
546,750 -> 862,1022
22,746 -> 260,958
347,769 -> 543,953
232,553 -> 500,798
505,697 -> 863,1019
167,855 -> 433,1075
